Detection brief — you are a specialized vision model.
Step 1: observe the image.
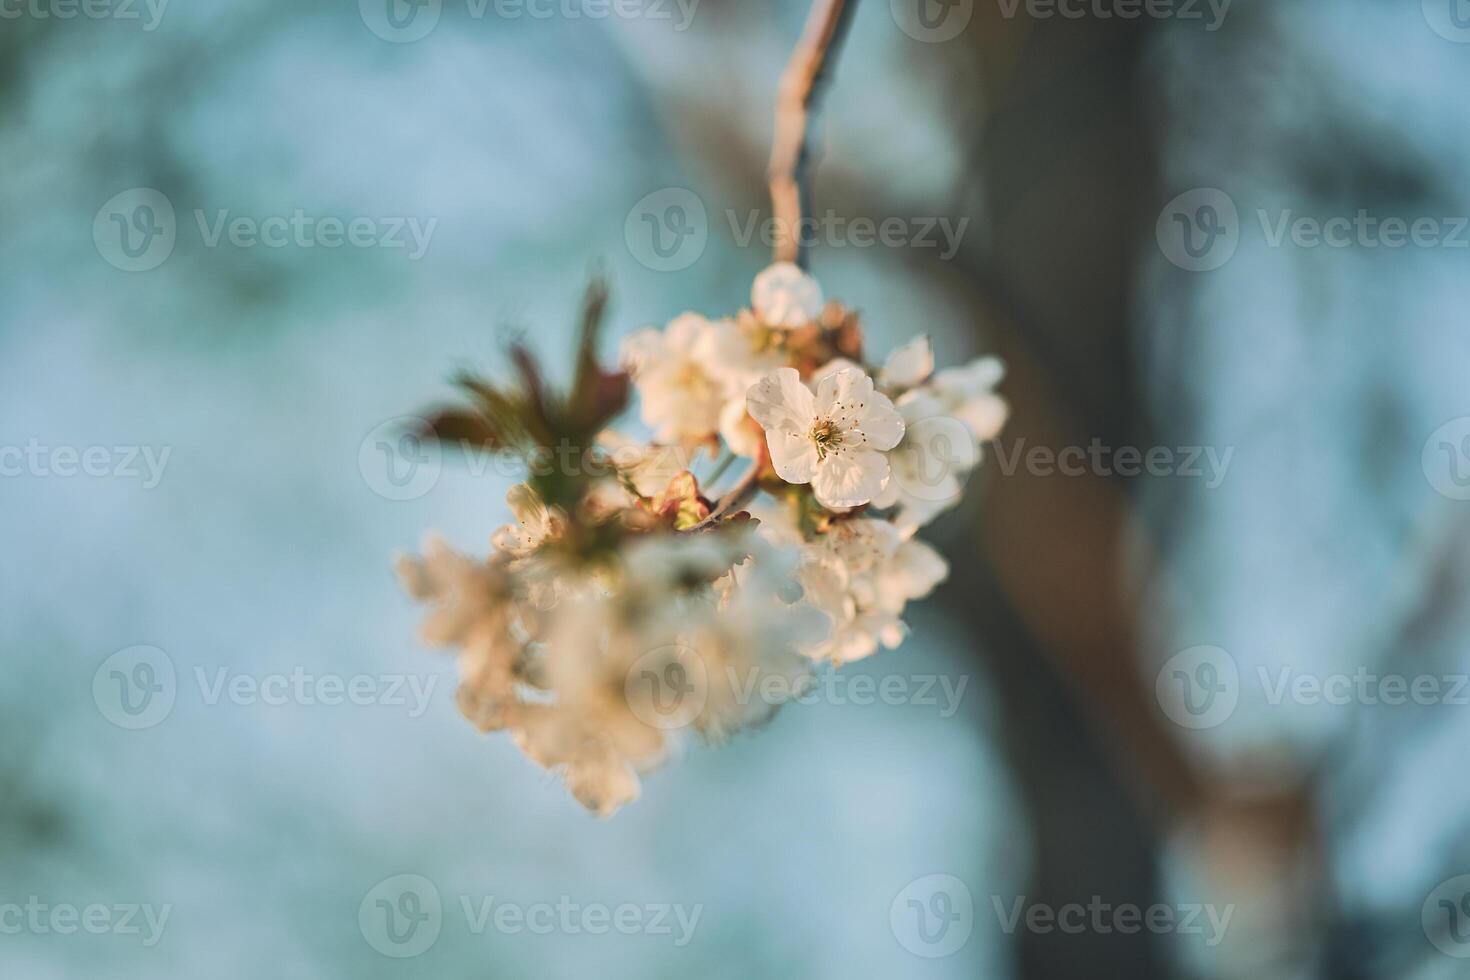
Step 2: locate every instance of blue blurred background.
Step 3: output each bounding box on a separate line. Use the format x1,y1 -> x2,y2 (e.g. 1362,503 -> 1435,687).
5,1 -> 1470,978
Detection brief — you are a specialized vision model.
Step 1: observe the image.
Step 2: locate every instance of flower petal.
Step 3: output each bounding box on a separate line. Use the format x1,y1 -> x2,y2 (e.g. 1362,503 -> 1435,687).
751,261 -> 824,328
811,449 -> 889,509
719,398 -> 764,458
955,392 -> 1009,442
889,538 -> 949,602
879,336 -> 934,390
746,367 -> 815,433
859,390 -> 905,451
767,429 -> 819,484
812,367 -> 866,421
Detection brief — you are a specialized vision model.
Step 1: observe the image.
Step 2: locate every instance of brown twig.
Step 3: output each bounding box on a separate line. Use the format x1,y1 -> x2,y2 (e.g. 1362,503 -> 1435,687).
697,0 -> 858,524
692,463 -> 762,531
768,0 -> 858,268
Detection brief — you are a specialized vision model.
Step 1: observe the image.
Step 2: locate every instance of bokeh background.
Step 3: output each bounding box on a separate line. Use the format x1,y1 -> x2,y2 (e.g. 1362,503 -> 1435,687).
5,1 -> 1470,978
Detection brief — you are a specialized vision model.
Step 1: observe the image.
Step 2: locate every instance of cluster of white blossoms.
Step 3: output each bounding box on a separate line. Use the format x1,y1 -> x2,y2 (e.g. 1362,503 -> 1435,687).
397,263 -> 1007,815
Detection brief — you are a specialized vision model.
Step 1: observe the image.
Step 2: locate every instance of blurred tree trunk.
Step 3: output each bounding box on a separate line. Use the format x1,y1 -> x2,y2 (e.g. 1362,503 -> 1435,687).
941,12 -> 1180,979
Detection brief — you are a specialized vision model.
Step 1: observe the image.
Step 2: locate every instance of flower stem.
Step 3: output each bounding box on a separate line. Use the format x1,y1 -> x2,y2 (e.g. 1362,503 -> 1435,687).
769,0 -> 859,269
692,463 -> 762,530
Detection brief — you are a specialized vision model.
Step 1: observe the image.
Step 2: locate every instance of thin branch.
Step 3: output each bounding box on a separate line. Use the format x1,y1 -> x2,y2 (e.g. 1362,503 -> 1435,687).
692,463 -> 761,531
699,0 -> 858,526
768,0 -> 859,268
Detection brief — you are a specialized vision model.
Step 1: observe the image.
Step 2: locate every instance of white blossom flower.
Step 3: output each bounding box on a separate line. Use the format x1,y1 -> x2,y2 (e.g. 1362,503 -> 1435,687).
396,537 -> 525,730
795,518 -> 948,664
871,389 -> 974,535
877,335 -> 934,391
398,258 -> 1002,817
712,317 -> 787,392
621,313 -> 726,445
491,484 -> 564,558
751,261 -> 824,328
929,355 -> 1009,443
746,366 -> 905,510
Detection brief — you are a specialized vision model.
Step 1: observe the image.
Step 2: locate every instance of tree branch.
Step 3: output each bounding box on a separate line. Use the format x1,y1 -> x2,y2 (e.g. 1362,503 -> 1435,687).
699,0 -> 858,525
768,0 -> 859,268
